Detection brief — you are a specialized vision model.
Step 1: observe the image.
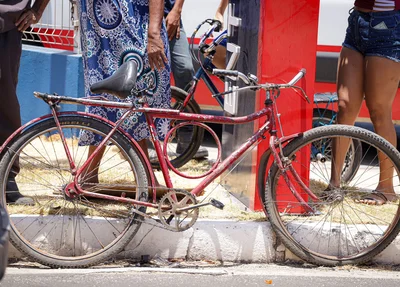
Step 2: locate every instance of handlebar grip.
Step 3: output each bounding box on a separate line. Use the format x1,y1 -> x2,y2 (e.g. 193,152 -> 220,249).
288,69 -> 307,86
212,69 -> 239,77
213,20 -> 222,32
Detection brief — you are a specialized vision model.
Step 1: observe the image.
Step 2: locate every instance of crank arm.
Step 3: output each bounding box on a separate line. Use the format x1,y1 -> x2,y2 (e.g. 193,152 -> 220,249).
131,207 -> 161,220
176,198 -> 225,213
176,202 -> 211,213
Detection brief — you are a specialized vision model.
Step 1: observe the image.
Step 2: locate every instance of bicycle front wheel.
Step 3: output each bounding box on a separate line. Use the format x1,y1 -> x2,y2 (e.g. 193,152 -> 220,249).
312,108 -> 362,183
0,115 -> 149,268
265,125 -> 400,266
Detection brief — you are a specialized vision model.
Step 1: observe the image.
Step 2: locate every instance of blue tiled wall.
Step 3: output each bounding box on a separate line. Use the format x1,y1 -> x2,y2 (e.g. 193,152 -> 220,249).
17,45 -> 84,124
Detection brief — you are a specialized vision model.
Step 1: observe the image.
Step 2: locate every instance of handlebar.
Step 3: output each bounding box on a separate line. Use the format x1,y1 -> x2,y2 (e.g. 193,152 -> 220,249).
212,69 -> 251,85
212,68 -> 310,103
190,19 -> 225,65
195,19 -> 226,54
202,20 -> 222,40
202,31 -> 228,54
288,69 -> 306,86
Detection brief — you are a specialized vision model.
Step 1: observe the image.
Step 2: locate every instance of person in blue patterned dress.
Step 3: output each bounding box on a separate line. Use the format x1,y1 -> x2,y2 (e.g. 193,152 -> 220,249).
77,0 -> 170,185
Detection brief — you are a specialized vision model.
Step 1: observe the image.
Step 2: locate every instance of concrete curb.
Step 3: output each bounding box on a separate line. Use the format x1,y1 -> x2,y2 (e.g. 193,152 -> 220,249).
8,219 -> 400,265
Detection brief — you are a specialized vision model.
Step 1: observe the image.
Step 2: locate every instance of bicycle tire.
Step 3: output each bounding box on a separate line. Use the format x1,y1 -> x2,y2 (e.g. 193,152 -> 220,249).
264,125 -> 400,266
150,86 -> 205,169
0,115 -> 149,268
312,108 -> 362,183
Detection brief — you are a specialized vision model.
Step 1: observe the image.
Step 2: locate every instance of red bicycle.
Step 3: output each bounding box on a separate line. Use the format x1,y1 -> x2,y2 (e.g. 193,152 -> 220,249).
1,61 -> 400,268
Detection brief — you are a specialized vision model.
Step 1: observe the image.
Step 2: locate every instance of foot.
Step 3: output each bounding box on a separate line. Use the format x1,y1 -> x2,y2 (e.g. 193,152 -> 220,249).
80,180 -> 140,197
192,146 -> 209,159
148,148 -> 180,162
7,194 -> 35,205
6,178 -> 34,205
149,182 -> 198,199
176,145 -> 209,159
355,190 -> 398,206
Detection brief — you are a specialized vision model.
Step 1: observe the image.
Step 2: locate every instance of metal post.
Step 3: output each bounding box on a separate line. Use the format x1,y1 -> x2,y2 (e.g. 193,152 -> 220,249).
71,0 -> 81,54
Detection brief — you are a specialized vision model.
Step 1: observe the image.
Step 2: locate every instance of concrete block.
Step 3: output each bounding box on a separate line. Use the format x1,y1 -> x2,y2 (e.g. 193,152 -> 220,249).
187,220 -> 275,262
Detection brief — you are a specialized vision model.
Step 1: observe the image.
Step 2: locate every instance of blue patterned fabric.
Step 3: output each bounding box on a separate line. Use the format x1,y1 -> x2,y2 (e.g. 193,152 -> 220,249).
78,0 -> 171,144
164,0 -> 175,16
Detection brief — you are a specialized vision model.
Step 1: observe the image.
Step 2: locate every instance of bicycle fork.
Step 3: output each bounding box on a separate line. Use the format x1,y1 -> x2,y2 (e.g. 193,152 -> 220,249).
269,135 -> 319,214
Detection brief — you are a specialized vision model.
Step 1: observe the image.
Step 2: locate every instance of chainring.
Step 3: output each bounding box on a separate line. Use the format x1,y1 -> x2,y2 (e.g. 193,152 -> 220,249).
157,189 -> 199,232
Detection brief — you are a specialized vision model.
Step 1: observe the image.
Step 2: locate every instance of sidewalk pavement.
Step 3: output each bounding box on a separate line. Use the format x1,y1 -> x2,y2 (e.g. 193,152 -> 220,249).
8,217 -> 400,266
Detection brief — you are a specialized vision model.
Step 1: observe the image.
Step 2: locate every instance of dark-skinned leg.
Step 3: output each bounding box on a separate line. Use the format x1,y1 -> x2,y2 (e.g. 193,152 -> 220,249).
329,47 -> 364,188
358,56 -> 400,205
81,145 -> 106,185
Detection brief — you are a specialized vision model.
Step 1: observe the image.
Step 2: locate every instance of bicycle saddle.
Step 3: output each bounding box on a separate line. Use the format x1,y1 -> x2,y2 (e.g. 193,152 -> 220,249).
90,61 -> 138,99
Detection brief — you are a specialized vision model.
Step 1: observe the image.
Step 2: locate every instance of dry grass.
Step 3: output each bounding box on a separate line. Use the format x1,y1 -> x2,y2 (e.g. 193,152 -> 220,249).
8,135 -> 399,224
278,179 -> 400,225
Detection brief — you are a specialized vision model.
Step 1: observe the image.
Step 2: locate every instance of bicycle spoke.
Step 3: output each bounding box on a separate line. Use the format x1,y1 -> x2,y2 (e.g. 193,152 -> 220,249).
2,117 -> 147,268
265,127 -> 400,265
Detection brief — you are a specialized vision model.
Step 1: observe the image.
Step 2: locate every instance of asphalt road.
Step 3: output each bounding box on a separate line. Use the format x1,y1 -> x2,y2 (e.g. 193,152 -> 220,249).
1,263 -> 400,287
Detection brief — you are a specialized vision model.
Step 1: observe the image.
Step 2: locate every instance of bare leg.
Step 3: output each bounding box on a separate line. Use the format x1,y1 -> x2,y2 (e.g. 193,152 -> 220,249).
138,139 -> 168,198
359,56 -> 400,204
82,145 -> 106,185
330,47 -> 364,187
83,141 -> 148,185
83,139 -> 166,197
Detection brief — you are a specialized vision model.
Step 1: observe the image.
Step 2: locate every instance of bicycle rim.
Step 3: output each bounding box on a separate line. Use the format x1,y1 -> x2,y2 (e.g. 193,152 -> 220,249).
265,125 -> 400,266
150,86 -> 204,169
0,116 -> 148,268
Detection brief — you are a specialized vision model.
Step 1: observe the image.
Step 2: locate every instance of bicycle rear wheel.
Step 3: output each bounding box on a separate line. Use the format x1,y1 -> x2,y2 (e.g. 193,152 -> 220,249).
312,108 -> 362,182
0,115 -> 148,268
265,125 -> 400,266
150,86 -> 205,169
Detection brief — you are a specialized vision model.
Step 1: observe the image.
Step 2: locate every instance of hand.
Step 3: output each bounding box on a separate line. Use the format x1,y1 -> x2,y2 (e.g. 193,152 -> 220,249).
147,33 -> 168,70
214,12 -> 224,30
165,10 -> 181,40
16,9 -> 41,32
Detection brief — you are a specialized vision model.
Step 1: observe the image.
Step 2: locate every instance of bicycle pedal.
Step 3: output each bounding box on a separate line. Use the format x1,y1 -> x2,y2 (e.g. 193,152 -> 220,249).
210,198 -> 224,210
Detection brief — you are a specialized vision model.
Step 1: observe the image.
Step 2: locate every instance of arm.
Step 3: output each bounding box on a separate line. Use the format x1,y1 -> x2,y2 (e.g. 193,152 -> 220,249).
148,0 -> 168,70
215,0 -> 228,28
166,0 -> 185,40
16,0 -> 50,32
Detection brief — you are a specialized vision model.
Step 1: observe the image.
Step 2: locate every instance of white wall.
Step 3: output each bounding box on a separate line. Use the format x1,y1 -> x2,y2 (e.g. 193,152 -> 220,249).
181,0 -> 226,38
181,0 -> 353,47
318,0 -> 352,46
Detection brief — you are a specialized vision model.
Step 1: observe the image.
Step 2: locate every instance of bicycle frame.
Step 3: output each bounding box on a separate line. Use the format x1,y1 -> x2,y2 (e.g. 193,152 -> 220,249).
185,57 -> 224,109
182,26 -> 230,111
28,91 -> 318,213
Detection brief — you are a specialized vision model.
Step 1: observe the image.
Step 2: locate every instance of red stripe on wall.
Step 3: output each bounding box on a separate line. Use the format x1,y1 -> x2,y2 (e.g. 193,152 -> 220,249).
317,45 -> 341,53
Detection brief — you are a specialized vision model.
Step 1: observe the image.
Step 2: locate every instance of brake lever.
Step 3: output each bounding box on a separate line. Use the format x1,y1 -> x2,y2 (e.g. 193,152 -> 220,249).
213,20 -> 223,32
293,86 -> 311,104
248,74 -> 259,91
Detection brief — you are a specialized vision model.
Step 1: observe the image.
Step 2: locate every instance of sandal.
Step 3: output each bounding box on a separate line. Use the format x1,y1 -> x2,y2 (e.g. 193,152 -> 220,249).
355,190 -> 392,206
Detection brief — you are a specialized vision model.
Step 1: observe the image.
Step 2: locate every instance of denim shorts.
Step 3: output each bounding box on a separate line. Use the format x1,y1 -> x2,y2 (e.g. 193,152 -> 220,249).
343,9 -> 400,62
